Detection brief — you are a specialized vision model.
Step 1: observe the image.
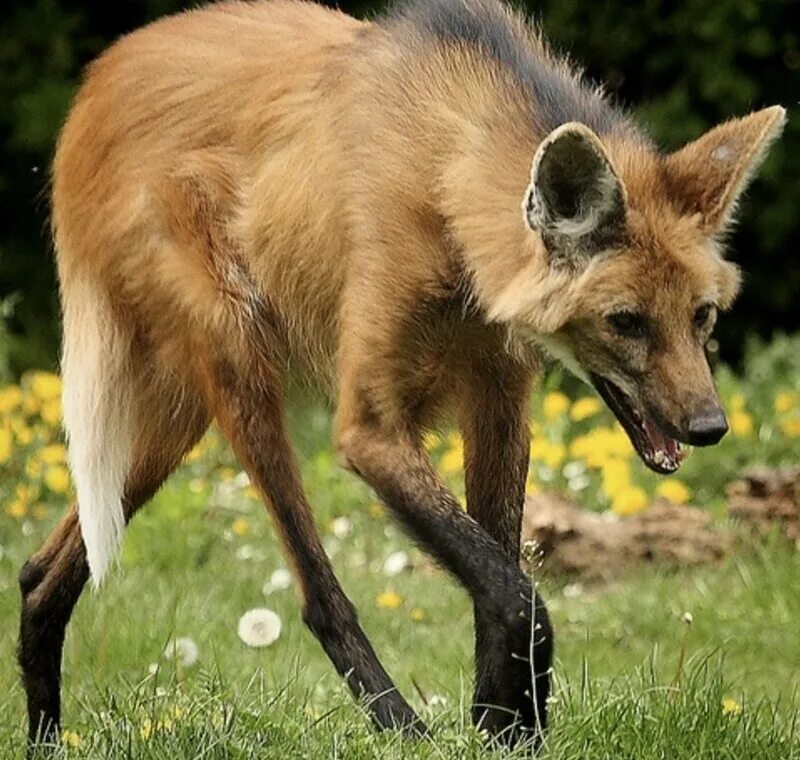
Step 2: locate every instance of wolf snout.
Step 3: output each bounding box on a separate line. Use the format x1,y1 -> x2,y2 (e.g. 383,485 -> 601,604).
685,404 -> 729,446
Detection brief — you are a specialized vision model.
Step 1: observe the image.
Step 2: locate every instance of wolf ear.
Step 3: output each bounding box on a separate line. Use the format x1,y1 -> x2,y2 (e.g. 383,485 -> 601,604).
666,106 -> 786,235
523,122 -> 628,267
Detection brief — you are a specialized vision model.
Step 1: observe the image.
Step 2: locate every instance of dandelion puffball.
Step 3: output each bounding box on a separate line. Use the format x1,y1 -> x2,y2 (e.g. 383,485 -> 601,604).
330,516 -> 352,539
238,608 -> 282,648
263,568 -> 292,595
163,637 -> 199,668
382,550 -> 409,577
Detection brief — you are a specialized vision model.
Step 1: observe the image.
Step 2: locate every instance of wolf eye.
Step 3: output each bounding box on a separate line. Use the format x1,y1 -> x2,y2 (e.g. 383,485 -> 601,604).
608,311 -> 648,338
694,303 -> 716,330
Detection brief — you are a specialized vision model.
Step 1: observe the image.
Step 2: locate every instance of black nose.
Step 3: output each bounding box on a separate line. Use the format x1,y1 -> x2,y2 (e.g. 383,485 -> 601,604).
686,406 -> 728,446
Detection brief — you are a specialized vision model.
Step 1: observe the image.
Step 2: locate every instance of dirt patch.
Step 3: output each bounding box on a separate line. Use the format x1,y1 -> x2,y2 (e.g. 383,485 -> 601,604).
726,466 -> 800,542
521,493 -> 732,581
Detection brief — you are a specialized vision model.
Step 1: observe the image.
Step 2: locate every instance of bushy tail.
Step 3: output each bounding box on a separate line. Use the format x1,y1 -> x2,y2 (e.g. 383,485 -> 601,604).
61,276 -> 136,587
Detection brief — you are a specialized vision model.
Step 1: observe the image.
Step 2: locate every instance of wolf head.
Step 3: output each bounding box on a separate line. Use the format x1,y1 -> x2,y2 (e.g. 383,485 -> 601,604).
510,107 -> 786,473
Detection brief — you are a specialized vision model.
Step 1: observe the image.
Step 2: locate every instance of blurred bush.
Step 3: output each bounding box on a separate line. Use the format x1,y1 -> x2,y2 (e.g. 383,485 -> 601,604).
1,0 -> 797,374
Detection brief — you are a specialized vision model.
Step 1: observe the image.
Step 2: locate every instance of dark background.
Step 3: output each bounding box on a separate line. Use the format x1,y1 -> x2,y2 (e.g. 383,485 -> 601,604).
1,0 -> 798,375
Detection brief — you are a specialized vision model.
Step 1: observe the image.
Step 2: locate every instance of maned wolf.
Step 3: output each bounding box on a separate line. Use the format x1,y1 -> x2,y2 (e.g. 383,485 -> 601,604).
19,0 -> 785,747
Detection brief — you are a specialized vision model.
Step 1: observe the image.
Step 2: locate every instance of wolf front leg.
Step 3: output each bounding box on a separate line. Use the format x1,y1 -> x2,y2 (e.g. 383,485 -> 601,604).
460,361 -> 553,742
335,392 -> 552,746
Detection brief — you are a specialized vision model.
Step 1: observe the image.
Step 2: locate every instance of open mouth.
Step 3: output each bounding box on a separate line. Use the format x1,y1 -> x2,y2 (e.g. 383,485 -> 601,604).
590,374 -> 688,475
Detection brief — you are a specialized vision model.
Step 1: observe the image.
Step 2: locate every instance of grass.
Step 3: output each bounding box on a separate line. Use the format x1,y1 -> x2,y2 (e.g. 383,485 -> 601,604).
1,397 -> 800,757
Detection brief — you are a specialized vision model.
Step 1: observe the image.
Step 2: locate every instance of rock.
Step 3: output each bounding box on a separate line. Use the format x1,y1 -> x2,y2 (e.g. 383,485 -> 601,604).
726,466 -> 800,542
521,493 -> 731,581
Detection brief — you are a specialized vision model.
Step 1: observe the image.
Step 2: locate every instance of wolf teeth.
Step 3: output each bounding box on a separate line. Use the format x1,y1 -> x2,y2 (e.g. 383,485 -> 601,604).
653,451 -> 665,465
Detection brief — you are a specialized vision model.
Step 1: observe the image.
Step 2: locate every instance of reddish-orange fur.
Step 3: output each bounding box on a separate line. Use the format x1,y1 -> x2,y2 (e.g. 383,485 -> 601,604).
21,0 -> 785,745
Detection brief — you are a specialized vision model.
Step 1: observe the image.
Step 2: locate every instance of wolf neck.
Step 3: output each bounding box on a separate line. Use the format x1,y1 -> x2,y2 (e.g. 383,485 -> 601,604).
396,0 -> 644,322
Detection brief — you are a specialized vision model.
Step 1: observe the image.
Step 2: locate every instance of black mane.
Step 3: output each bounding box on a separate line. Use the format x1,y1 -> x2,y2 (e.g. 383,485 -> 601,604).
383,0 -> 635,137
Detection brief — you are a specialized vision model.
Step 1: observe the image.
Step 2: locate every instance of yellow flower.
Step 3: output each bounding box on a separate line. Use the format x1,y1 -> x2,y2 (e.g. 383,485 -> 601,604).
570,396 -> 602,422
530,439 -> 566,469
525,479 -> 540,495
656,479 -> 692,505
611,486 -> 648,516
61,729 -> 81,748
775,391 -> 799,414
231,517 -> 250,536
376,590 -> 403,609
0,427 -> 11,463
729,410 -> 753,437
40,398 -> 62,426
6,499 -> 27,519
244,485 -> 260,500
23,395 -> 40,416
721,697 -> 742,716
140,718 -> 153,740
779,418 -> 800,438
0,384 -> 23,414
440,434 -> 463,474
543,391 -> 570,421
601,459 -> 631,499
729,393 -> 746,411
410,607 -> 427,622
12,417 -> 34,445
40,443 -> 67,464
28,371 -> 61,401
25,456 -> 43,479
219,467 -> 237,481
44,464 -> 71,494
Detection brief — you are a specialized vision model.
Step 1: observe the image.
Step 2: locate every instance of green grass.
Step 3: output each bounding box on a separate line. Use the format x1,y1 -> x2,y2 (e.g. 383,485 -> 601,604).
1,403 -> 800,757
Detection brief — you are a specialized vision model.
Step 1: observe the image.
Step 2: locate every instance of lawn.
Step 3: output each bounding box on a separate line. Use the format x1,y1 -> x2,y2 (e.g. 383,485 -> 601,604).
1,337 -> 800,757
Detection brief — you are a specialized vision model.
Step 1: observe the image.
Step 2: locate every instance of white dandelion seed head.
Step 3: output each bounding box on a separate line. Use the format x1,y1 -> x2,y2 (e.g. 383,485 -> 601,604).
428,694 -> 447,708
682,611 -> 694,625
233,471 -> 251,488
331,516 -> 352,539
147,663 -> 159,676
163,637 -> 199,668
382,551 -> 409,577
238,608 -> 282,648
262,568 -> 292,595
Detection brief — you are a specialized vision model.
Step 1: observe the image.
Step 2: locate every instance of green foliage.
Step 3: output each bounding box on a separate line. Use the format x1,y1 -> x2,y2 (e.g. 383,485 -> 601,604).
1,0 -> 798,372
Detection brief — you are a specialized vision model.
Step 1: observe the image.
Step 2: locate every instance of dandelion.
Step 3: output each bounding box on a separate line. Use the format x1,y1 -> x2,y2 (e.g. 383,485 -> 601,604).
656,479 -> 692,505
262,567 -> 292,595
410,607 -> 427,623
40,398 -> 62,426
570,396 -> 602,421
163,637 -> 199,668
0,428 -> 12,464
428,694 -> 447,708
775,391 -> 798,414
611,486 -> 648,516
729,392 -> 746,411
376,590 -> 403,609
40,443 -> 67,464
44,464 -> 71,494
722,697 -> 742,716
779,418 -> 800,438
330,516 -> 352,539
231,517 -> 250,537
729,409 -> 754,437
543,391 -> 570,420
237,608 -> 282,647
6,498 -> 27,519
61,729 -> 81,748
0,384 -> 23,413
601,459 -> 631,499
440,434 -> 463,474
28,371 -> 61,401
383,550 -> 410,577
